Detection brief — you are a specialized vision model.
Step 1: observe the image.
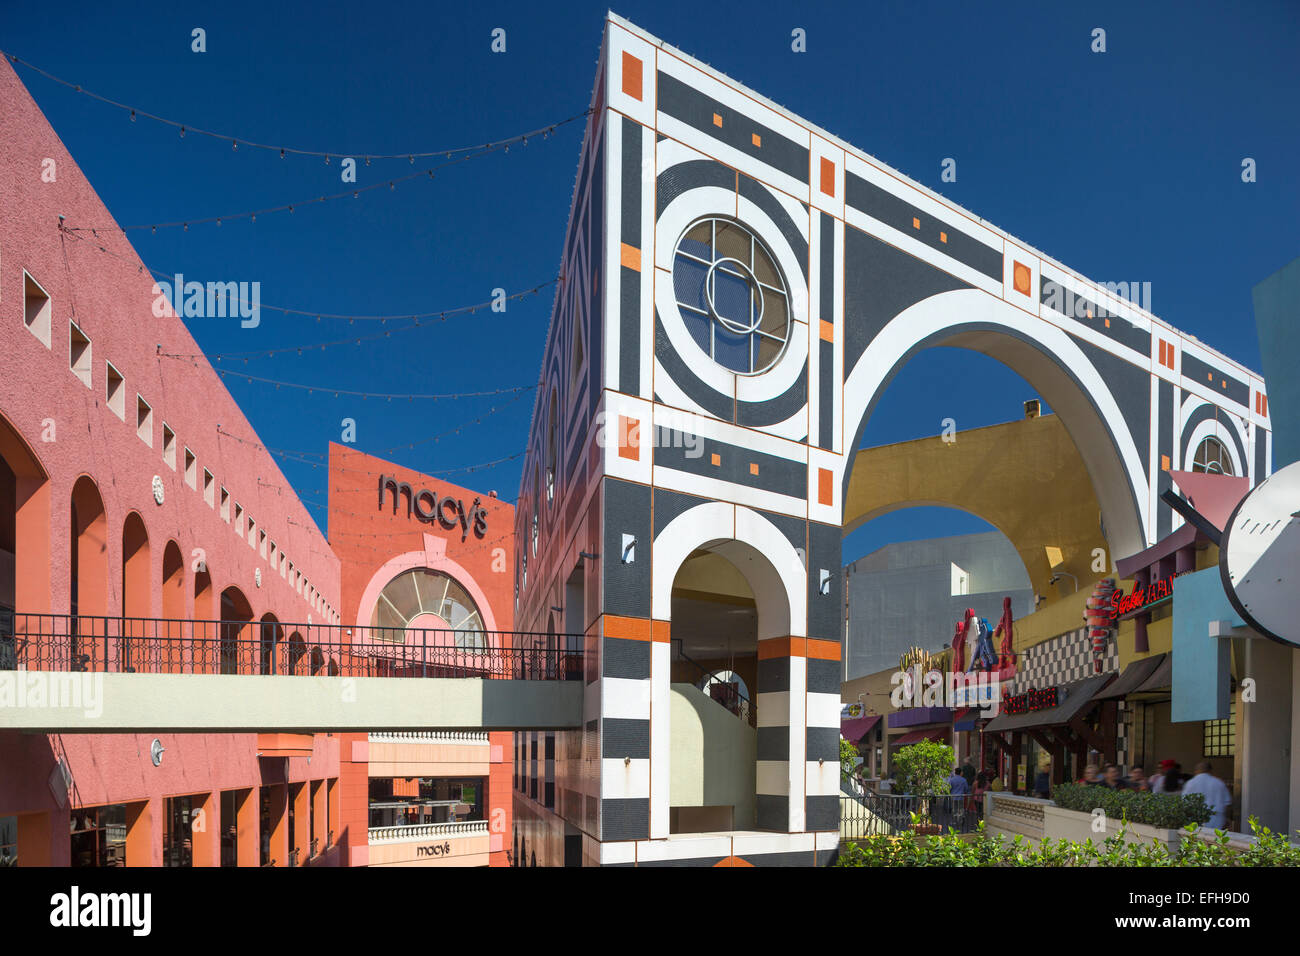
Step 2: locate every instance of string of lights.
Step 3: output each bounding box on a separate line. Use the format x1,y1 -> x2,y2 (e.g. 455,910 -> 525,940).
187,362 -> 536,401
59,221 -> 566,324
3,50 -> 588,163
157,284 -> 556,361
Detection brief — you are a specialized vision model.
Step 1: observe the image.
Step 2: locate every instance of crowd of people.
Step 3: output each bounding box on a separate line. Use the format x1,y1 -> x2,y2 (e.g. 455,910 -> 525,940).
1076,759 -> 1233,829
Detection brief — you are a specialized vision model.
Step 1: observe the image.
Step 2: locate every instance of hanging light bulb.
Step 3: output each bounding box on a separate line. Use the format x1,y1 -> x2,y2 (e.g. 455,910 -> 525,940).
130,109 -> 136,122
179,125 -> 186,137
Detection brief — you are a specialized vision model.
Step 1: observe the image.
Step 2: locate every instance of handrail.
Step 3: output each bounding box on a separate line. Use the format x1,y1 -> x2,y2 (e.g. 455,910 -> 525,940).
671,640 -> 755,727
367,820 -> 489,843
367,731 -> 490,743
3,611 -> 585,682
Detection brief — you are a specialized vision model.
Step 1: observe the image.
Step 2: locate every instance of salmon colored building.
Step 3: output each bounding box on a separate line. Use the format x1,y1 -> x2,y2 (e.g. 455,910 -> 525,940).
0,55 -> 518,868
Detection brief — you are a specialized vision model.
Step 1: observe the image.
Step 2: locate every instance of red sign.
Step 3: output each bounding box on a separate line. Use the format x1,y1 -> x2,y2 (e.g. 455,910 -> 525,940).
1110,573 -> 1178,619
1002,686 -> 1060,716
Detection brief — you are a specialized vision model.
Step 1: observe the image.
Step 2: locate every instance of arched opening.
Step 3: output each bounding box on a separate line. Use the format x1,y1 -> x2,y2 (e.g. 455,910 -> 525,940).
259,613 -> 281,675
309,644 -> 326,676
161,540 -> 185,672
192,564 -> 215,673
0,413 -> 51,669
70,476 -> 109,669
286,630 -> 307,676
668,546 -> 760,833
367,567 -> 488,676
121,512 -> 151,672
843,302 -> 1148,564
219,587 -> 253,675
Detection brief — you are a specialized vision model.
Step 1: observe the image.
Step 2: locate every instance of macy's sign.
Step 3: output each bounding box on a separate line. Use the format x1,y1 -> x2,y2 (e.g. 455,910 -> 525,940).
378,475 -> 488,541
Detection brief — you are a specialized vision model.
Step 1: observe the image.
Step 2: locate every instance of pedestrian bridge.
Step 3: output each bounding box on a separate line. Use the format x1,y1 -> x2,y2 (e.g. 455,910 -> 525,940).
0,613 -> 584,732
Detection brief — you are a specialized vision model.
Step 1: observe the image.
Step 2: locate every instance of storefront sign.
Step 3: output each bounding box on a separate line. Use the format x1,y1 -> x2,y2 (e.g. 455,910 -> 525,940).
416,841 -> 453,858
1110,573 -> 1178,618
378,475 -> 488,541
1002,686 -> 1061,716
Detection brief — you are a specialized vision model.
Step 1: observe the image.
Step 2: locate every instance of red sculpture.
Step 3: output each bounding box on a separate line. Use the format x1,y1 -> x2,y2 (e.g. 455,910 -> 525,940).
994,595 -> 1014,662
951,620 -> 966,673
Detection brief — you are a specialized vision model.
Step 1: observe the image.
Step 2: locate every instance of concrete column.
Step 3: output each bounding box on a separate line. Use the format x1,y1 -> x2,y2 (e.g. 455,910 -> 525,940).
1240,637 -> 1292,832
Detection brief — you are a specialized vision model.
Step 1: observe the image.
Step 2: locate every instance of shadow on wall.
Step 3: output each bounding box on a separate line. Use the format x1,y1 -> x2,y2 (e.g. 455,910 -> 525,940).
669,683 -> 756,833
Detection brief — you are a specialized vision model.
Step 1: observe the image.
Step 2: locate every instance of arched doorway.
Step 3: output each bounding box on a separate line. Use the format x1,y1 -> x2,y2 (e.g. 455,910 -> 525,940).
219,587 -> 253,675
121,513 -> 151,672
259,613 -> 281,675
161,540 -> 185,672
668,548 -> 759,833
0,413 -> 51,669
365,567 -> 489,677
70,476 -> 108,669
651,501 -> 807,838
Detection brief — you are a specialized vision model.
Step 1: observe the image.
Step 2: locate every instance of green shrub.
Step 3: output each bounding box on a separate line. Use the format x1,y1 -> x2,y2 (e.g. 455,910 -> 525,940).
891,740 -> 954,796
1051,782 -> 1211,829
832,818 -> 1298,867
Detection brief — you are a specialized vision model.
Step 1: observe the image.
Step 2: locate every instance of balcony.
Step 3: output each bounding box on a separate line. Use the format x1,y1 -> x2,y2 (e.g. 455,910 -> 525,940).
2,612 -> 584,681
0,613 -> 585,733
368,820 -> 489,843
366,820 -> 492,866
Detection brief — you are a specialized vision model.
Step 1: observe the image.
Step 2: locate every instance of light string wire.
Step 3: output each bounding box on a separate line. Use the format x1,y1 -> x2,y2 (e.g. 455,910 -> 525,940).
3,49 -> 588,163
189,361 -> 536,401
58,221 -> 567,325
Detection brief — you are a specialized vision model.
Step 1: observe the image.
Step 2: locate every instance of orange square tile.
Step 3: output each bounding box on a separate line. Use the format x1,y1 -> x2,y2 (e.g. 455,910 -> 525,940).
1105,318 -> 1110,328
912,217 -> 920,229
752,133 -> 762,147
819,319 -> 834,342
749,462 -> 759,476
621,52 -> 643,101
1161,454 -> 1171,472
713,113 -> 723,128
1013,261 -> 1032,296
1207,372 -> 1213,382
710,453 -> 721,467
939,231 -> 948,243
817,467 -> 833,506
620,243 -> 641,272
820,157 -> 835,197
618,415 -> 640,461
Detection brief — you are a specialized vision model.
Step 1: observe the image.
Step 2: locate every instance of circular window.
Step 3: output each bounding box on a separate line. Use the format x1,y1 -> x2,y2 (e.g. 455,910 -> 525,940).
369,569 -> 485,650
1191,436 -> 1234,476
673,217 -> 791,374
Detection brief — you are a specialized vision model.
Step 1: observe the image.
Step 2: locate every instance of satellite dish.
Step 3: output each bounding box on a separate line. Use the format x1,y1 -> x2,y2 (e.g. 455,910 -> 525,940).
1219,459 -> 1300,645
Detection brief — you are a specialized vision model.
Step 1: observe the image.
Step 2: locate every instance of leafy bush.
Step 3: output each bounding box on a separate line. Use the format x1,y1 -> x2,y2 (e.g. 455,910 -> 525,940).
834,818 -> 1300,867
1051,782 -> 1211,829
840,738 -> 860,782
891,740 -> 954,796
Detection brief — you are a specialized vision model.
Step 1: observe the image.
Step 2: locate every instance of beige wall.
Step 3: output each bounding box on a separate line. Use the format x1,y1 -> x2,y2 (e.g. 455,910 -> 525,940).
367,833 -> 489,866
367,740 -> 489,779
670,684 -> 756,830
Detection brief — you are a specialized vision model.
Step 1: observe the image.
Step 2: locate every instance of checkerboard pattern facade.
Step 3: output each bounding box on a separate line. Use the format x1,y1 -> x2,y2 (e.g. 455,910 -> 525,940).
1005,629 -> 1127,769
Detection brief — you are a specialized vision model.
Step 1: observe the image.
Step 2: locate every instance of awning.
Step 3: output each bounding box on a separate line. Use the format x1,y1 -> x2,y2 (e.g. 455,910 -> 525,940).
984,673 -> 1115,733
892,728 -> 949,746
1093,654 -> 1167,700
1135,654 -> 1172,692
840,713 -> 881,743
953,708 -> 979,731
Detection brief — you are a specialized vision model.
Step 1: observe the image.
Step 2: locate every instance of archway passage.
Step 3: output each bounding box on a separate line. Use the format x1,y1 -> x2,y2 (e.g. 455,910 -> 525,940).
668,548 -> 759,834
219,587 -> 254,675
161,541 -> 185,672
0,413 -> 50,634
121,512 -> 150,673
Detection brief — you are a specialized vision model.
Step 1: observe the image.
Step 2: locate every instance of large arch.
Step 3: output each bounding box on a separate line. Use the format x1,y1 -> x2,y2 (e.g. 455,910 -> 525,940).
219,586 -> 254,675
160,540 -> 186,672
0,412 -> 50,621
649,501 -> 823,838
842,289 -> 1149,562
69,476 -> 109,669
121,512 -> 151,672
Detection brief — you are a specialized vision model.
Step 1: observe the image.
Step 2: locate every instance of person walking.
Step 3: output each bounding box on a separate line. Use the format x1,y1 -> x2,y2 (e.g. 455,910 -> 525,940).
1182,761 -> 1233,830
1150,759 -> 1183,794
1128,767 -> 1149,791
947,766 -> 970,796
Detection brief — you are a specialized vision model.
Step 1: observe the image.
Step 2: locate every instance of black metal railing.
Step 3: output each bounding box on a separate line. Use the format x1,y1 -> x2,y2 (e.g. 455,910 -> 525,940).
3,612 -> 584,681
839,792 -> 981,839
671,642 -> 756,727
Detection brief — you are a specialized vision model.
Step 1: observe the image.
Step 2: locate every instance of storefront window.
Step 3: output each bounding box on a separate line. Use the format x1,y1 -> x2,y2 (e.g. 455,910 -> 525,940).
70,804 -> 127,867
1203,699 -> 1236,757
370,568 -> 486,650
162,795 -> 196,867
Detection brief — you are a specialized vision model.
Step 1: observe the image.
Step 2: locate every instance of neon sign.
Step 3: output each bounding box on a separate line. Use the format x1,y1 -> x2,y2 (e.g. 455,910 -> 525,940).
1002,686 -> 1060,716
1110,573 -> 1178,619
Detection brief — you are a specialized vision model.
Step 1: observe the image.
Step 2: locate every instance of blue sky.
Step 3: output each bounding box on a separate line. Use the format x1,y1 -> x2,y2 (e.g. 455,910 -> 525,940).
4,0 -> 1296,561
